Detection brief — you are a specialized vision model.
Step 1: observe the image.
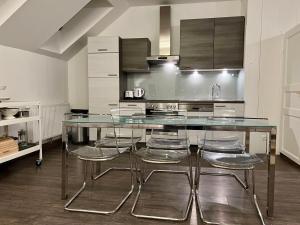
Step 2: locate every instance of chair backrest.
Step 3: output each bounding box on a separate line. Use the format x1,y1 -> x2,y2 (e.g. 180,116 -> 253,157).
109,107 -> 144,140
148,114 -> 189,151
199,117 -> 247,154
150,110 -> 188,138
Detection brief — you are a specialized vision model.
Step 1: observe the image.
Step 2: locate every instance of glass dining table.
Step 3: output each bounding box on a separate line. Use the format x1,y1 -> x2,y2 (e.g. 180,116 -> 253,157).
61,115 -> 277,217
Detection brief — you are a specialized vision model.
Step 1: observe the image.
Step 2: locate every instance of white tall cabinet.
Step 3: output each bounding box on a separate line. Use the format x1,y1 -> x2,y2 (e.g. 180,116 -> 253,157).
88,36 -> 120,140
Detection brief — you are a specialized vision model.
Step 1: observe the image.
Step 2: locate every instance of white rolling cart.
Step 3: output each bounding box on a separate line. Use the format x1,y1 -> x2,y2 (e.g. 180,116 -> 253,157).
0,101 -> 42,166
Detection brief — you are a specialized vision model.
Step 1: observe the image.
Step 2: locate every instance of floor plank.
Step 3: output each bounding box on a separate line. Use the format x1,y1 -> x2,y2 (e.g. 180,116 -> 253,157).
0,145 -> 299,225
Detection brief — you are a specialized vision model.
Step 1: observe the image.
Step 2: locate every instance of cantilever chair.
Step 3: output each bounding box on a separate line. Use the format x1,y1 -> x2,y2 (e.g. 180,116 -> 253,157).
64,107 -> 143,215
93,107 -> 144,178
195,122 -> 266,225
131,114 -> 193,221
197,133 -> 249,190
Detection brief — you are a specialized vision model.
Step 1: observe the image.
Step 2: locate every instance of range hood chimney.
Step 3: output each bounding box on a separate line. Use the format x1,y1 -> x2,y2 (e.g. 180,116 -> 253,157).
147,6 -> 179,64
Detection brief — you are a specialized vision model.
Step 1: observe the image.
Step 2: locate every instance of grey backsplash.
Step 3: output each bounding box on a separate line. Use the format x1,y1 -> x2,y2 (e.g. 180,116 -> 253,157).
126,64 -> 244,100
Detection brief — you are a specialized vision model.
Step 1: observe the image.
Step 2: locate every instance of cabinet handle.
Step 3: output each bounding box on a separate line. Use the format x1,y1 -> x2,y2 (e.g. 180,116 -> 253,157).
215,105 -> 226,108
108,104 -> 118,106
107,74 -> 118,77
97,48 -> 107,52
127,104 -> 137,107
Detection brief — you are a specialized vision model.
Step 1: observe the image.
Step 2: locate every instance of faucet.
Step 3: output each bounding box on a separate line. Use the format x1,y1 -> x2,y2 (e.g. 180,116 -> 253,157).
211,83 -> 221,99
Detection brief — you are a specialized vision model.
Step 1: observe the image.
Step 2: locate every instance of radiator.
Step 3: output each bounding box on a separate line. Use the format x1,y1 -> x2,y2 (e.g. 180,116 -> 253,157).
0,103 -> 70,143
40,103 -> 70,142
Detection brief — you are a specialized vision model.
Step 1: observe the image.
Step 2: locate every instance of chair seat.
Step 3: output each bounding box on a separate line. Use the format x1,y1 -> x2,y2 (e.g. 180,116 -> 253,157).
71,146 -> 126,161
199,139 -> 245,154
147,138 -> 188,150
96,137 -> 141,148
203,151 -> 263,170
135,147 -> 189,164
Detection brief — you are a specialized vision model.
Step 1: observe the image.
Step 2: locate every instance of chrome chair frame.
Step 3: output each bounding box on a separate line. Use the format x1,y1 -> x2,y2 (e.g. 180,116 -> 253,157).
93,107 -> 143,182
131,114 -> 194,221
64,152 -> 135,214
195,150 -> 266,225
196,132 -> 250,190
64,110 -> 140,215
195,149 -> 249,191
131,155 -> 194,221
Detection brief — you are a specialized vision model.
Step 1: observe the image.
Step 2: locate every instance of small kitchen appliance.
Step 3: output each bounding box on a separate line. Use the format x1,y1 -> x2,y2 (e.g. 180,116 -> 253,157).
125,90 -> 134,99
133,88 -> 145,98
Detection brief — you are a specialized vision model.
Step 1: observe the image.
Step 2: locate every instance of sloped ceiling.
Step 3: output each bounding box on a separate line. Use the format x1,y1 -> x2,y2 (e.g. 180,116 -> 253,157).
0,0 -> 237,60
0,0 -> 91,51
0,0 -> 28,27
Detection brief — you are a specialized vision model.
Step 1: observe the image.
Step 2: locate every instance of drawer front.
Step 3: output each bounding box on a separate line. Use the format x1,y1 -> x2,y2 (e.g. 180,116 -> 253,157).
88,36 -> 119,53
88,53 -> 119,78
119,102 -> 146,111
214,103 -> 244,117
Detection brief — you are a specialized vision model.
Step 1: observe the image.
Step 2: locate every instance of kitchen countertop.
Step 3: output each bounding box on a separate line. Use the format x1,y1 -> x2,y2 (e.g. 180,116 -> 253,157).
119,99 -> 245,103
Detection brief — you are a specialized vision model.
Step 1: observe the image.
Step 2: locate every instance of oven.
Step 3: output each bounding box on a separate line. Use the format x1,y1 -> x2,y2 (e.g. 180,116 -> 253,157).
146,102 -> 179,116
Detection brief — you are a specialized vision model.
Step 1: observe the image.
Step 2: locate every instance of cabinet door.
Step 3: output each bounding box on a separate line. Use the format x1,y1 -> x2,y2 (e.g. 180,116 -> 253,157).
88,53 -> 119,78
88,78 -> 119,115
88,36 -> 119,53
214,17 -> 245,69
180,19 -> 214,70
121,38 -> 151,72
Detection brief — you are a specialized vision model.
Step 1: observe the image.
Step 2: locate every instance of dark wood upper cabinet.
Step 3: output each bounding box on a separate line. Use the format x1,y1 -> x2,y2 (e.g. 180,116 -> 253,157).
121,38 -> 151,72
213,16 -> 245,69
179,16 -> 245,70
180,19 -> 214,70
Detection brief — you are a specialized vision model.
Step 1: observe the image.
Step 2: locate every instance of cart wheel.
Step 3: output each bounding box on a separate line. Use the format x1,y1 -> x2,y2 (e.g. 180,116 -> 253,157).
36,159 -> 42,166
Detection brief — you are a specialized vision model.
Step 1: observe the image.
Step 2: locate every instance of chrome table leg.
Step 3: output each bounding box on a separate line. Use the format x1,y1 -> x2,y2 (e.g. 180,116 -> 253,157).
61,123 -> 68,200
131,159 -> 193,221
252,169 -> 266,225
267,127 -> 276,217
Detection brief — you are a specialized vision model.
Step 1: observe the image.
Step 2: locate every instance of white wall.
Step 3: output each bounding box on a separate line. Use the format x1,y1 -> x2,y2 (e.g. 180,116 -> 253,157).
244,0 -> 300,153
67,0 -> 242,109
0,45 -> 68,104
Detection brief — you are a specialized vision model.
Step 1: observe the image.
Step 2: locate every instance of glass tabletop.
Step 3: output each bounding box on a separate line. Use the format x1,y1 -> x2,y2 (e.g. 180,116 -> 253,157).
63,115 -> 276,128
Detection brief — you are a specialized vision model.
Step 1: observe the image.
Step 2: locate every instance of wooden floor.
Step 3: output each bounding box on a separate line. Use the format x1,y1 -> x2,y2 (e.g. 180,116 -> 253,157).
0,144 -> 300,225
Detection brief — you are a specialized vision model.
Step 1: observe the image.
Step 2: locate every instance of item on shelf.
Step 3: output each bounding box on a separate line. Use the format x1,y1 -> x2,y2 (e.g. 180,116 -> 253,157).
1,108 -> 19,120
0,137 -> 19,157
125,90 -> 134,98
16,108 -> 30,118
0,101 -> 41,165
133,87 -> 145,98
18,129 -> 28,148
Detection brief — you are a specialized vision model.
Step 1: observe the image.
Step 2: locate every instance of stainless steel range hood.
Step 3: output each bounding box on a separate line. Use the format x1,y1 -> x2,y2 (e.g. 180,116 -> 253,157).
147,6 -> 179,64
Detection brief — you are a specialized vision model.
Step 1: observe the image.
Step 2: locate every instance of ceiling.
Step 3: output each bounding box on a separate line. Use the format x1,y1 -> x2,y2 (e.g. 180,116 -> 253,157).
127,0 -> 235,6
0,0 -> 239,60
